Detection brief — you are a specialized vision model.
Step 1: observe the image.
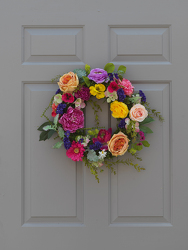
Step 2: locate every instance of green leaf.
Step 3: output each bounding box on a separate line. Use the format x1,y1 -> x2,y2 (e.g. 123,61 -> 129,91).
83,76 -> 91,87
58,127 -> 64,138
39,131 -> 49,141
43,125 -> 53,131
38,121 -> 52,131
140,126 -> 153,134
48,130 -> 56,139
133,144 -> 143,151
118,65 -> 126,74
104,63 -> 115,73
142,140 -> 150,147
53,141 -> 63,149
140,117 -> 154,125
54,114 -> 59,127
85,64 -> 91,75
128,96 -> 141,103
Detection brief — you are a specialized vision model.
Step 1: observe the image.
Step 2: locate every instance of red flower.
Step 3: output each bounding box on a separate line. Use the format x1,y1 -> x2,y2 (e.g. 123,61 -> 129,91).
108,81 -> 119,93
97,128 -> 112,143
62,93 -> 74,103
51,103 -> 58,117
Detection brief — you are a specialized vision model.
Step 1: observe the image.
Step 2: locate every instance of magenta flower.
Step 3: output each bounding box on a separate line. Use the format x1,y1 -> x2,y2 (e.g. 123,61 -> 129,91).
62,93 -> 74,103
59,106 -> 84,133
66,141 -> 85,161
108,82 -> 119,93
137,142 -> 142,146
74,86 -> 90,101
88,68 -> 108,84
139,131 -> 145,141
118,79 -> 134,97
97,128 -> 112,143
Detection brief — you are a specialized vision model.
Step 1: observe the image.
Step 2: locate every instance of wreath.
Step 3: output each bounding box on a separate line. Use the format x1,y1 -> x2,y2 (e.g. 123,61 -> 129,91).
38,63 -> 163,182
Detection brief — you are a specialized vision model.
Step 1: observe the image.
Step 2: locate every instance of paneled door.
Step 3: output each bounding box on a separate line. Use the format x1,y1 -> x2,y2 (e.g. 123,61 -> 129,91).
1,1 -> 188,249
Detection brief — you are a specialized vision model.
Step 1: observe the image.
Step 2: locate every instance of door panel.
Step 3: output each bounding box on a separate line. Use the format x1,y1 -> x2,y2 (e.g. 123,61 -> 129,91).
1,0 -> 188,249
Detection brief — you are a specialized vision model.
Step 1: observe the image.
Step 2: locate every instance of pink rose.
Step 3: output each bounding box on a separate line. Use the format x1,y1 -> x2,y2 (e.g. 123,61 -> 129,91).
59,106 -> 84,133
129,104 -> 148,122
118,79 -> 134,97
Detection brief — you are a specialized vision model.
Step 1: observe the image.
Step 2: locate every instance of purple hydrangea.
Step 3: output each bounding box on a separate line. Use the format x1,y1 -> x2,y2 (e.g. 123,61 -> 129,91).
117,88 -> 126,102
118,118 -> 126,129
88,68 -> 108,84
63,137 -> 71,150
139,90 -> 146,103
74,86 -> 90,101
89,141 -> 102,151
56,103 -> 67,115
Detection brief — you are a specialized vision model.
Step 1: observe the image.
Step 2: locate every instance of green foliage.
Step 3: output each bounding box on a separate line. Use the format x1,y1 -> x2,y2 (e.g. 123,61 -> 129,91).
142,140 -> 150,147
104,63 -> 115,73
128,96 -> 141,104
140,117 -> 154,125
88,99 -> 102,127
53,141 -> 63,149
38,121 -> 52,131
53,114 -> 59,129
51,75 -> 62,83
144,102 -> 164,122
118,65 -> 126,74
43,125 -> 54,131
83,76 -> 91,87
139,125 -> 153,134
85,64 -> 91,75
39,130 -> 56,141
133,144 -> 143,151
58,127 -> 64,138
73,69 -> 87,83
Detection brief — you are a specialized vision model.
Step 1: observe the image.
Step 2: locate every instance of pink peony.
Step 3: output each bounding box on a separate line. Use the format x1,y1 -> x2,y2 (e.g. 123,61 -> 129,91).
118,79 -> 134,97
62,93 -> 74,103
59,106 -> 84,133
66,141 -> 85,161
108,82 -> 119,93
74,86 -> 90,101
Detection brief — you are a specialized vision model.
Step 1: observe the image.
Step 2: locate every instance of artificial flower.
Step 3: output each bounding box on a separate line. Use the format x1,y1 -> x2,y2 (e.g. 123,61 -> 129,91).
75,135 -> 90,147
74,98 -> 85,109
53,94 -> 62,105
129,104 -> 148,122
87,150 -> 99,162
56,103 -> 66,115
98,149 -> 107,160
89,141 -> 102,151
89,84 -> 106,99
105,89 -> 118,103
58,72 -> 79,93
88,68 -> 108,83
139,90 -> 146,103
59,106 -> 84,133
107,132 -> 130,157
66,141 -> 85,161
139,131 -> 145,141
63,137 -> 71,150
110,101 -> 129,118
117,88 -> 126,102
97,128 -> 112,143
51,103 -> 58,117
135,122 -> 140,132
74,86 -> 90,101
125,118 -> 130,129
118,79 -> 134,97
62,93 -> 74,103
108,81 -> 119,93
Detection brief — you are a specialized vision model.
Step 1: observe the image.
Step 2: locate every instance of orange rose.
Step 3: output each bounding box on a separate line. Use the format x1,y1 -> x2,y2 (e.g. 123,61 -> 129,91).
129,104 -> 148,122
107,132 -> 129,157
58,72 -> 79,93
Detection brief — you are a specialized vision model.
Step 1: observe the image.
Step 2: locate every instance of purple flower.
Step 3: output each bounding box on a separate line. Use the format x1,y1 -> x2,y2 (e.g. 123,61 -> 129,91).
139,131 -> 145,141
108,73 -> 113,81
114,73 -> 119,79
118,118 -> 126,129
117,88 -> 126,102
59,106 -> 84,133
63,137 -> 72,150
55,88 -> 61,94
139,90 -> 146,103
74,86 -> 90,101
65,130 -> 70,138
89,141 -> 102,151
56,103 -> 67,115
88,68 -> 108,84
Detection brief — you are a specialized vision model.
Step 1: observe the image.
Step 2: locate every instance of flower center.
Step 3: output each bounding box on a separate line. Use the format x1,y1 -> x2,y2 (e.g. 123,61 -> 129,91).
74,148 -> 79,153
113,138 -> 125,151
63,75 -> 72,84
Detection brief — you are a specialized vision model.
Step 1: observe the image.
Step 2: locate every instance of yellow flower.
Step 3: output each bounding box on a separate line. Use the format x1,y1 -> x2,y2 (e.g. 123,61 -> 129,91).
89,84 -> 106,99
110,101 -> 129,118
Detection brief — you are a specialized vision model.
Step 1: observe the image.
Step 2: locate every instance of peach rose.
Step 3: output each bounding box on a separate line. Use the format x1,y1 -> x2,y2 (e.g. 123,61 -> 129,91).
107,132 -> 129,157
58,72 -> 79,93
129,104 -> 148,122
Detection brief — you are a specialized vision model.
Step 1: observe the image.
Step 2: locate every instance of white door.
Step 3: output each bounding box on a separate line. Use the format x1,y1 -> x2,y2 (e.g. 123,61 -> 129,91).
1,1 -> 188,249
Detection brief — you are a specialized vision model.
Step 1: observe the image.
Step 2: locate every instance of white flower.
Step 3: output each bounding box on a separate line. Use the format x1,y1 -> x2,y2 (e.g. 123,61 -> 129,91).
98,149 -> 107,160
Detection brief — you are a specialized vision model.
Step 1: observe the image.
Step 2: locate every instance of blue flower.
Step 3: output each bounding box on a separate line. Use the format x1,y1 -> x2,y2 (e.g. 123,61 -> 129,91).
139,90 -> 146,103
56,103 -> 67,114
65,130 -> 70,138
55,88 -> 61,94
114,73 -> 119,79
63,137 -> 71,150
89,141 -> 102,151
108,73 -> 113,81
79,138 -> 84,143
117,88 -> 126,102
118,118 -> 126,129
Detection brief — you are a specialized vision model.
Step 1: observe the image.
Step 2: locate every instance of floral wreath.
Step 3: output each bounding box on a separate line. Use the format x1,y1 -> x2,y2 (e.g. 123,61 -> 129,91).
38,63 -> 163,182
